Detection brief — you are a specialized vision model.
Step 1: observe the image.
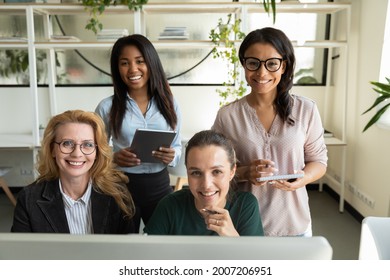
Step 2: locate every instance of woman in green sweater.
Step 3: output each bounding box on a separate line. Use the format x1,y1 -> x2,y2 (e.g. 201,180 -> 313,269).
144,130 -> 264,236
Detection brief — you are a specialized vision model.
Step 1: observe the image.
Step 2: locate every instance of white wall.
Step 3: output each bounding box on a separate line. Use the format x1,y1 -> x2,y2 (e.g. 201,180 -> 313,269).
43,85 -> 221,137
326,0 -> 390,217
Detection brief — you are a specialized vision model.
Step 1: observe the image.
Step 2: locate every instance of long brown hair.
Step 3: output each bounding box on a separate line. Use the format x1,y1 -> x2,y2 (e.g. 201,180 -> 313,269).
38,110 -> 135,218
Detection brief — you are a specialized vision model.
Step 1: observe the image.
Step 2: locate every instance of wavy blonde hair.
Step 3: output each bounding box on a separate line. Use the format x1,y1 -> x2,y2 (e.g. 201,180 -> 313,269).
37,110 -> 135,218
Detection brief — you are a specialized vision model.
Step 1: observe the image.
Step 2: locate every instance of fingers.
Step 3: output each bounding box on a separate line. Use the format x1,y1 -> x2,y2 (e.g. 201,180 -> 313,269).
271,180 -> 298,191
204,213 -> 239,237
211,218 -> 221,226
250,159 -> 277,186
253,159 -> 275,169
205,217 -> 224,228
116,147 -> 175,166
152,147 -> 175,164
202,208 -> 227,227
114,149 -> 140,167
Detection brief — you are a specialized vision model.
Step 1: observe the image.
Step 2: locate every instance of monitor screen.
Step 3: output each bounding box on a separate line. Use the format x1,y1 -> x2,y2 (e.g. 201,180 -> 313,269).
0,233 -> 332,260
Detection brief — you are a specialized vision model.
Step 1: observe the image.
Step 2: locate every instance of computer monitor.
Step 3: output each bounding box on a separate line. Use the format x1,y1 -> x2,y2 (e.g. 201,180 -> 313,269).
0,233 -> 332,260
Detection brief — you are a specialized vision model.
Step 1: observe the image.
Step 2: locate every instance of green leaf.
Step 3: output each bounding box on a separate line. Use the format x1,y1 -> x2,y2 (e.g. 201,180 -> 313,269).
362,78 -> 390,132
262,0 -> 276,23
263,0 -> 270,13
371,82 -> 390,94
21,53 -> 29,72
81,0 -> 148,34
362,95 -> 390,114
363,102 -> 390,132
271,0 -> 276,24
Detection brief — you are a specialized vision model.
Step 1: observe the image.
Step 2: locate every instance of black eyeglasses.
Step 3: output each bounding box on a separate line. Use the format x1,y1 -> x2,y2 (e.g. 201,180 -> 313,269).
243,57 -> 284,72
54,140 -> 97,155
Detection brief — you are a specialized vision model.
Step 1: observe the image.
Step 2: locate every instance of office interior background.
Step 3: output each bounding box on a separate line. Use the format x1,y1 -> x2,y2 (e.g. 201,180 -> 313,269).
0,0 -> 389,225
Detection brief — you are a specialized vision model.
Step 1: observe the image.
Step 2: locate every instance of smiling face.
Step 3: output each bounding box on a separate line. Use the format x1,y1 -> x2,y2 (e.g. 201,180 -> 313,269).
118,45 -> 150,94
52,122 -> 96,182
186,145 -> 236,210
244,42 -> 285,97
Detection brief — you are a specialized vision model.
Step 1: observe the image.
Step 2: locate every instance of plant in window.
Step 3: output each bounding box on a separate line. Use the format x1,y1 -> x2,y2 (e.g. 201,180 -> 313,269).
209,14 -> 246,106
362,78 -> 390,132
0,50 -> 28,78
81,0 -> 148,34
295,68 -> 319,85
0,50 -> 64,84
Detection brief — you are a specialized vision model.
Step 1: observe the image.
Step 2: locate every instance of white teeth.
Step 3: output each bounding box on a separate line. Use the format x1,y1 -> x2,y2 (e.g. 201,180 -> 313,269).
129,75 -> 141,80
68,161 -> 83,166
259,80 -> 269,84
201,191 -> 217,197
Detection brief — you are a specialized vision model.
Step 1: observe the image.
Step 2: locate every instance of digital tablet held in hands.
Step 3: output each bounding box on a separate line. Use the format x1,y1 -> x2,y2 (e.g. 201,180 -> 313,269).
130,128 -> 177,163
256,173 -> 304,182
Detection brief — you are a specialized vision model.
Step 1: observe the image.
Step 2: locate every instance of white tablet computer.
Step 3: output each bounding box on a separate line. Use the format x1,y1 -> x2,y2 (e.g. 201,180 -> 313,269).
256,173 -> 304,182
130,128 -> 177,163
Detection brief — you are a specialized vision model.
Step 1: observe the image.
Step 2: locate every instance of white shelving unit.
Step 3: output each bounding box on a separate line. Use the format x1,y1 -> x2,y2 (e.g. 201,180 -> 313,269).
0,2 -> 350,208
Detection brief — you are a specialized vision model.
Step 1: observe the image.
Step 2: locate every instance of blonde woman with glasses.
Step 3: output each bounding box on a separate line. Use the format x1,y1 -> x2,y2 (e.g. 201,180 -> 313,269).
11,110 -> 135,234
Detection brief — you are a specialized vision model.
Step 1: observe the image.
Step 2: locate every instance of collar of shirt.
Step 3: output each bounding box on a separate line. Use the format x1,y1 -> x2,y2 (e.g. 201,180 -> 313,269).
59,179 -> 92,208
126,94 -> 154,119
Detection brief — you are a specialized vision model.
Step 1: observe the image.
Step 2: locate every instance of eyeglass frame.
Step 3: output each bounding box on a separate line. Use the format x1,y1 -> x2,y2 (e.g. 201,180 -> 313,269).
243,57 -> 284,72
53,140 -> 97,155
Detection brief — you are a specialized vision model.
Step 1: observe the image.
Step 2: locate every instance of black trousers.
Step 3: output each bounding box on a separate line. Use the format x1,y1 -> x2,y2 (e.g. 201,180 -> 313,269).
125,168 -> 172,233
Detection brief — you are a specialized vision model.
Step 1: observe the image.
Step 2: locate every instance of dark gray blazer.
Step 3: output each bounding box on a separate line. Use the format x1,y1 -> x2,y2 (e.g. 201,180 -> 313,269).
11,180 -> 135,234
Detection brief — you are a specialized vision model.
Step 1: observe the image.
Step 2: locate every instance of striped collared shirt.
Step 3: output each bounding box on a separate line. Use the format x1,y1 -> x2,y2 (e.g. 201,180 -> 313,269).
59,180 -> 93,234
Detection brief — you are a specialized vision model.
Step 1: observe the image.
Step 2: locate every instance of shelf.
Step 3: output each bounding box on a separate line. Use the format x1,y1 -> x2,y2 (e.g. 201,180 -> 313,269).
0,42 -> 28,49
1,2 -> 351,15
143,3 -> 240,14
291,40 -> 347,48
246,2 -> 351,14
324,137 -> 347,146
31,39 -> 347,50
0,134 -> 35,149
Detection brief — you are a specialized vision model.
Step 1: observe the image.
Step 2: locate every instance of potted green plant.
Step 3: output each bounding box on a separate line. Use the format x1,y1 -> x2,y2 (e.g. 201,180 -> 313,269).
362,78 -> 390,132
80,0 -> 148,34
209,14 -> 246,106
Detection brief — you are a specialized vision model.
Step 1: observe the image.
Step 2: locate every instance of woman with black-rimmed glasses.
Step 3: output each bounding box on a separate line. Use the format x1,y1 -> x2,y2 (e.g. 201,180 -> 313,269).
11,110 -> 136,234
212,27 -> 328,237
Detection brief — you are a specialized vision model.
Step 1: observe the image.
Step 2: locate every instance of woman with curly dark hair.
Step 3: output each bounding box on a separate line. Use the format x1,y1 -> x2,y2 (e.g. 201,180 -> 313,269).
212,27 -> 327,237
